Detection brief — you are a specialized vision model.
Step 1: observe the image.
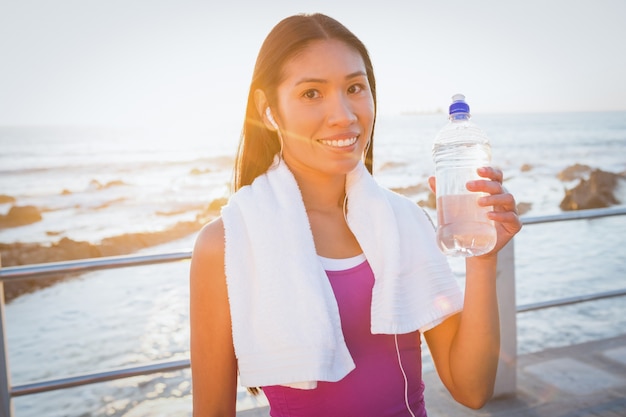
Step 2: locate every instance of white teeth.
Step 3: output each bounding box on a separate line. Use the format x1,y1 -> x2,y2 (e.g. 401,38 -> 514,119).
320,137 -> 358,148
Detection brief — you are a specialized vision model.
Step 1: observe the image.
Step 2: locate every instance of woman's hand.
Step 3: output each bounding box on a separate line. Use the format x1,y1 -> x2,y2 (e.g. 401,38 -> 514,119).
428,167 -> 522,256
468,166 -> 522,255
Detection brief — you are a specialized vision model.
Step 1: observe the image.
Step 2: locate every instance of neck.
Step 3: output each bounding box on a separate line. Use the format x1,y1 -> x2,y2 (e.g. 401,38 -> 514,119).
301,176 -> 346,213
288,168 -> 346,212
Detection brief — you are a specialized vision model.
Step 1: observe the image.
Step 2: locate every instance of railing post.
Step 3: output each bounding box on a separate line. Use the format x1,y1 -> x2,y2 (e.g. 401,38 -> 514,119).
493,239 -> 517,398
0,256 -> 14,416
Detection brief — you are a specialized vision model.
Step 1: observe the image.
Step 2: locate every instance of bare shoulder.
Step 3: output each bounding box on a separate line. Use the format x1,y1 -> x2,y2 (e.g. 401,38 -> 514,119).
193,217 -> 225,258
190,217 -> 226,293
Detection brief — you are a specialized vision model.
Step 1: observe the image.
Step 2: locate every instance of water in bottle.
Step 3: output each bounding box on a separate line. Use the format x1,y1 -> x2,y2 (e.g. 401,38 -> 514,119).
432,94 -> 497,257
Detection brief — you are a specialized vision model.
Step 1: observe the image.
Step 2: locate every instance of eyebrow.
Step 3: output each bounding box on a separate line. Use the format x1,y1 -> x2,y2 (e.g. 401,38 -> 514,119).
294,71 -> 367,86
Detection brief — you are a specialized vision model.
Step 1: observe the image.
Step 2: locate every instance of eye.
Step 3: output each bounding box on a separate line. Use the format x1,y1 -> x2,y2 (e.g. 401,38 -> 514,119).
302,89 -> 321,99
348,83 -> 366,95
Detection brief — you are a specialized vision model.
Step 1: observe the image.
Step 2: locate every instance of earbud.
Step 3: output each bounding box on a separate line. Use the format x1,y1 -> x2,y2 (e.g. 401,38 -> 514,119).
265,107 -> 279,130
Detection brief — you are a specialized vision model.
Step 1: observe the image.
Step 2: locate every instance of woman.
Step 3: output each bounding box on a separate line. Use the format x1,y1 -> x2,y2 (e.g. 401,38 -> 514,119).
190,13 -> 522,417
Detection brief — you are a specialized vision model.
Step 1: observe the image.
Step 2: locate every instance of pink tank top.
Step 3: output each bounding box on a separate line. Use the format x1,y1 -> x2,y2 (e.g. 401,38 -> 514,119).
262,257 -> 428,417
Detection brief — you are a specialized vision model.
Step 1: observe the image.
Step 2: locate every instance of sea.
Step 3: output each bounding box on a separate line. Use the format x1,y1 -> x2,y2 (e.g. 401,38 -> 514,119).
1,111 -> 626,416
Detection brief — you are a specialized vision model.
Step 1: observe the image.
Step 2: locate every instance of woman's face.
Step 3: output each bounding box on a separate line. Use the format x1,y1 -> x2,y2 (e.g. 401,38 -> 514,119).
273,39 -> 375,177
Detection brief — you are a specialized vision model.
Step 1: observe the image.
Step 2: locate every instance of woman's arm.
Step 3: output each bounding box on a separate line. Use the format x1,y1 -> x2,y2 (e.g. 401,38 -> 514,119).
424,256 -> 500,409
424,167 -> 522,409
190,218 -> 238,416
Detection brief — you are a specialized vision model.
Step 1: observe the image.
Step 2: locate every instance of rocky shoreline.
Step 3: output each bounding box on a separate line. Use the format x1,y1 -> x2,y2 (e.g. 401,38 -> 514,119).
0,200 -> 225,303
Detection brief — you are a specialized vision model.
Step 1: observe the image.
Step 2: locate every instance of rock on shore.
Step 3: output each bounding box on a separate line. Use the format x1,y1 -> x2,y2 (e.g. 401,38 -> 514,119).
0,205 -> 43,227
0,195 -> 16,204
559,168 -> 624,211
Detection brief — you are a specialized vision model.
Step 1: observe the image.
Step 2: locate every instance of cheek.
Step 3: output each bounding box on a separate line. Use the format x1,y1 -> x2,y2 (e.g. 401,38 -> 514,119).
283,109 -> 325,140
362,111 -> 375,139
358,99 -> 376,125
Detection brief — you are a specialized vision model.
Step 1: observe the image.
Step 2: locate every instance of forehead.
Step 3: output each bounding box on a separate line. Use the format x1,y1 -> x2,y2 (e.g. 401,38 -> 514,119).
281,39 -> 366,83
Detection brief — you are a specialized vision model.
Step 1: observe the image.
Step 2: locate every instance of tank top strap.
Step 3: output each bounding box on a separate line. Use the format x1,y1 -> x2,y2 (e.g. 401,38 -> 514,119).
317,253 -> 366,271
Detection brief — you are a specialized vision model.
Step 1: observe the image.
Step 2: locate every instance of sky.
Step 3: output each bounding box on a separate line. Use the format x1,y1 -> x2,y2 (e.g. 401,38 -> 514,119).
1,0 -> 625,132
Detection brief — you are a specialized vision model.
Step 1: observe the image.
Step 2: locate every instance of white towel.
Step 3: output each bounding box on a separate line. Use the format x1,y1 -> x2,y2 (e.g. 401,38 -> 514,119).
222,158 -> 463,389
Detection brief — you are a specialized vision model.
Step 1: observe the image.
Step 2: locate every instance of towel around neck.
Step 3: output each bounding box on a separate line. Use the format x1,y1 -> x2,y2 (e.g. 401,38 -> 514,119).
221,158 -> 463,388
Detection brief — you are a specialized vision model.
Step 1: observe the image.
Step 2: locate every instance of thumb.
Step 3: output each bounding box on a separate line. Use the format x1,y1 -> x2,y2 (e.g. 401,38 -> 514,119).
428,176 -> 436,194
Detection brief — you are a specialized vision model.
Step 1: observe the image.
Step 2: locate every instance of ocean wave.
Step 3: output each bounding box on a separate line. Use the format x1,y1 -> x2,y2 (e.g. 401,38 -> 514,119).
0,154 -> 234,176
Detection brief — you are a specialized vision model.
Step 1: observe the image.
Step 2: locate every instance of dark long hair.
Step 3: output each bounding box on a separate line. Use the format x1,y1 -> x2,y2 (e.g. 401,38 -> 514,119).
233,13 -> 377,191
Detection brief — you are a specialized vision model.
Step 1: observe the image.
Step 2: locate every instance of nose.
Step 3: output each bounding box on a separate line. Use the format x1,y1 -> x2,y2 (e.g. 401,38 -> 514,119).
326,93 -> 358,126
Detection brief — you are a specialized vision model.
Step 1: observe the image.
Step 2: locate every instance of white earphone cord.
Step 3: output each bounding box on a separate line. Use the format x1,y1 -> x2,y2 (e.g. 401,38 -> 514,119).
395,334 -> 417,417
344,147 -> 414,417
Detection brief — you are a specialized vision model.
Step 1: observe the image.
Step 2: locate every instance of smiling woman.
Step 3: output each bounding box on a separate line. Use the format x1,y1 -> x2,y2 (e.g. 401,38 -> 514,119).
189,12 -> 521,417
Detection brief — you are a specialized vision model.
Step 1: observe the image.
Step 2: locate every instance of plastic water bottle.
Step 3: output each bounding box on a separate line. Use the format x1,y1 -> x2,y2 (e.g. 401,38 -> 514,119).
432,94 -> 497,257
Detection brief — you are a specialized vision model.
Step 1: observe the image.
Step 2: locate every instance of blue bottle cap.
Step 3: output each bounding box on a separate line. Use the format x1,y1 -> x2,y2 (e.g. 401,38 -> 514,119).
449,93 -> 470,115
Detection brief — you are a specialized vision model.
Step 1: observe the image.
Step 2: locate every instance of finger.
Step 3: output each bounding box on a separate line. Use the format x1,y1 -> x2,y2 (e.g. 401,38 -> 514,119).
477,166 -> 503,183
467,179 -> 504,195
428,176 -> 436,194
488,211 -> 523,233
479,192 -> 517,211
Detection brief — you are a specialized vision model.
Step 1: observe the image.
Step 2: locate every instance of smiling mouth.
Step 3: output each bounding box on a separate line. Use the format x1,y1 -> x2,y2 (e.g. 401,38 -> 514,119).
317,136 -> 358,148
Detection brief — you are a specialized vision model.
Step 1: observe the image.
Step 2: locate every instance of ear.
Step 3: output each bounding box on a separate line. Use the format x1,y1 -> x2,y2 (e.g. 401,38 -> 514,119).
254,89 -> 277,131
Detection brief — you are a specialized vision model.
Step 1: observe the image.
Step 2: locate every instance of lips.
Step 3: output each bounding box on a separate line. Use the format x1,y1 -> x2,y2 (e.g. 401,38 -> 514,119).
317,136 -> 358,148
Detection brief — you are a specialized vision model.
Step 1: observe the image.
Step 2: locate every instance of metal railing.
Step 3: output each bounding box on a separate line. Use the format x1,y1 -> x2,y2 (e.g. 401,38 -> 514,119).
512,205 -> 626,312
0,205 -> 625,415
